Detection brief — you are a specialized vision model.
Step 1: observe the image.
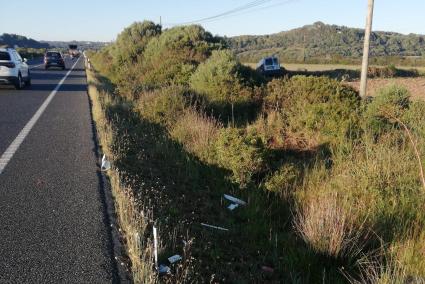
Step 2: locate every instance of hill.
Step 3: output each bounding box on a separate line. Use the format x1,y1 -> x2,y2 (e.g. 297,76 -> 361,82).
42,40 -> 108,50
0,33 -> 49,49
227,22 -> 425,63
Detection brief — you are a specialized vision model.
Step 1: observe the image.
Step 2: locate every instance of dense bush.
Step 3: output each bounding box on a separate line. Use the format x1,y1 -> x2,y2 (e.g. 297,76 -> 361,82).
137,25 -> 223,89
264,76 -> 361,148
214,128 -> 266,187
264,162 -> 301,199
135,86 -> 188,127
363,85 -> 411,136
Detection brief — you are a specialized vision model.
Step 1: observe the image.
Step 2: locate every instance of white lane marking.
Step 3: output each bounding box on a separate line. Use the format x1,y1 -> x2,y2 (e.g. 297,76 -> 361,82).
0,56 -> 82,175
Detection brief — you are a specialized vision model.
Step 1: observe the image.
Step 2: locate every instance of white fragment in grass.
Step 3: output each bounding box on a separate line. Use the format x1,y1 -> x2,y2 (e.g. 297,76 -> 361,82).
153,226 -> 159,270
224,194 -> 246,206
201,223 -> 229,231
158,264 -> 171,274
101,154 -> 111,171
227,203 -> 239,211
168,254 -> 182,264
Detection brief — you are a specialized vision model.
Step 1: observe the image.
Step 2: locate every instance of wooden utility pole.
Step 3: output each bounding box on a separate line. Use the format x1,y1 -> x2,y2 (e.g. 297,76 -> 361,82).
360,0 -> 375,98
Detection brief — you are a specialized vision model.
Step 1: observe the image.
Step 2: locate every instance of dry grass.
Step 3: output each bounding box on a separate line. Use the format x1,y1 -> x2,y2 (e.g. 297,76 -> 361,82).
87,69 -> 156,283
294,193 -> 366,259
347,77 -> 425,101
170,108 -> 221,163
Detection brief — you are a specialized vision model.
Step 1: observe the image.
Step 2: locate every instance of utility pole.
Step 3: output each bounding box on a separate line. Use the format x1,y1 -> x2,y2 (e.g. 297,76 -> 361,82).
160,16 -> 162,27
360,0 -> 375,98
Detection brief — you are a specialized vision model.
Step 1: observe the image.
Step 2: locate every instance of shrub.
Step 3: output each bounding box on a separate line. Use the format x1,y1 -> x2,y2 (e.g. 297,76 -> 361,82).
265,76 -> 361,148
113,21 -> 162,64
264,163 -> 301,200
363,85 -> 410,136
214,127 -> 266,187
138,25 -> 224,88
135,86 -> 188,127
248,111 -> 286,148
190,50 -> 262,123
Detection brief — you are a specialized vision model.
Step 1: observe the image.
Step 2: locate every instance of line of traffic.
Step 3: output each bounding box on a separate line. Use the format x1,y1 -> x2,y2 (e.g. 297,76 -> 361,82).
0,56 -> 81,175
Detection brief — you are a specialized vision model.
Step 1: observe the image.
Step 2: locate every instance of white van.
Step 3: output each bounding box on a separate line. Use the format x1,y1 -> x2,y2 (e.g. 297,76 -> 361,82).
256,56 -> 281,75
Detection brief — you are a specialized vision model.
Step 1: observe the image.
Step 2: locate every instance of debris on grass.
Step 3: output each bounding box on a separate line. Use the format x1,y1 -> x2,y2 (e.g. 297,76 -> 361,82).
201,223 -> 229,231
168,254 -> 182,264
224,194 -> 246,206
158,264 -> 171,275
227,203 -> 239,211
101,154 -> 111,171
261,266 -> 274,273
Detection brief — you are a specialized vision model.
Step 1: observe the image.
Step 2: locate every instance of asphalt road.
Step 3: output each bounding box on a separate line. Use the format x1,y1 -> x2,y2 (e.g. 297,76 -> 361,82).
0,57 -> 123,283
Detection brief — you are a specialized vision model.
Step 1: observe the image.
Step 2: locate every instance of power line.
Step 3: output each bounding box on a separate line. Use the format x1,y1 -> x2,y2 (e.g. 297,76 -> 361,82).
165,0 -> 297,26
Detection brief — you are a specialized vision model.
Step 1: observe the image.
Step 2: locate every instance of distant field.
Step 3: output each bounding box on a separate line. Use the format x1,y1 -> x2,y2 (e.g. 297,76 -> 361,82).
348,77 -> 425,101
244,62 -> 425,74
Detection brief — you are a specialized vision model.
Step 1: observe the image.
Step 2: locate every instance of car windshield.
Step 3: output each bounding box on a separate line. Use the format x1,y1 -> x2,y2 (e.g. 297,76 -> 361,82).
0,51 -> 11,60
273,58 -> 278,65
265,58 -> 273,65
46,52 -> 61,58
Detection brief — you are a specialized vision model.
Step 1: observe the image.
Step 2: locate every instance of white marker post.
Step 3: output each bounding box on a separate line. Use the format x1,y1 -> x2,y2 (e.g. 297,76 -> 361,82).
153,226 -> 158,270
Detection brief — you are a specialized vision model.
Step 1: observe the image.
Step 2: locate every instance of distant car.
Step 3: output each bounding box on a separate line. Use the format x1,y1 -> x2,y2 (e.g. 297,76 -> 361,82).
256,56 -> 281,75
44,51 -> 65,70
0,47 -> 31,89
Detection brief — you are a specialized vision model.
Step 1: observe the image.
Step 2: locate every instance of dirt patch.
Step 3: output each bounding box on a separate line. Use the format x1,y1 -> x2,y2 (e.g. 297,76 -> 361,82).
347,77 -> 425,101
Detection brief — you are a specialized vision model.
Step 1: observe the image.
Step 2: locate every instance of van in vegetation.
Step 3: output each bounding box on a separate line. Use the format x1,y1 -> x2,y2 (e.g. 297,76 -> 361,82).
256,55 -> 281,75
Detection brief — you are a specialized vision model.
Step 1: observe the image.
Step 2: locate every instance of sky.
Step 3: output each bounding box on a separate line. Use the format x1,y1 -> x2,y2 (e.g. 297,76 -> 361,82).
0,0 -> 424,42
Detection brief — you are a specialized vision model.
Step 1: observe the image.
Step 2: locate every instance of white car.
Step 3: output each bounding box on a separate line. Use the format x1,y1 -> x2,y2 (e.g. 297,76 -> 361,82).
0,47 -> 31,89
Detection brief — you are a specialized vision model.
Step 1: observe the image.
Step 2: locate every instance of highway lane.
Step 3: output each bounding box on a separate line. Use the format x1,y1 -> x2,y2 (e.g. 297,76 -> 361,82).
0,57 -> 123,282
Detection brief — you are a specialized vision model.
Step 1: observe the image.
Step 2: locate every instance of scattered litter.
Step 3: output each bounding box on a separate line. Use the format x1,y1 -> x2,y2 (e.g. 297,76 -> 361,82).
224,194 -> 246,206
158,264 -> 170,275
261,266 -> 274,273
227,203 -> 239,211
168,254 -> 182,264
201,223 -> 229,231
101,154 -> 111,171
153,226 -> 158,270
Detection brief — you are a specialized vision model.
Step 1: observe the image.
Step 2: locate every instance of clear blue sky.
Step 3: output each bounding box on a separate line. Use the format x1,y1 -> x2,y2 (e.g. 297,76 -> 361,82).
1,0 -> 424,42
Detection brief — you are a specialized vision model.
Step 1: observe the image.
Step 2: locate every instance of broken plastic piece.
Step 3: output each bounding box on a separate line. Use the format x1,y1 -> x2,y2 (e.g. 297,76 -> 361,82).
227,203 -> 239,211
168,254 -> 182,264
101,154 -> 111,171
201,223 -> 229,231
224,194 -> 246,206
158,264 -> 170,274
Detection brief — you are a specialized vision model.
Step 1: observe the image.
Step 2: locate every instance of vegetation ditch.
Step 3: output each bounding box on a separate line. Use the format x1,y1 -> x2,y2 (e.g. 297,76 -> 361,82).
87,21 -> 425,283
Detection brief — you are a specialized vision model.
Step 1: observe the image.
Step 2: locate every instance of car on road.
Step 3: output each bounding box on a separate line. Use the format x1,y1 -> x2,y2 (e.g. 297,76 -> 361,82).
0,47 -> 31,89
44,51 -> 65,70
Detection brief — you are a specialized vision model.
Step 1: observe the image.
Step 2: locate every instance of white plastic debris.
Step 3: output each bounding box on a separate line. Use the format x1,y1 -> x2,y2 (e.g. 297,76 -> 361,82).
224,194 -> 246,206
158,264 -> 170,274
227,203 -> 239,211
101,154 -> 111,171
201,223 -> 229,231
168,254 -> 182,264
